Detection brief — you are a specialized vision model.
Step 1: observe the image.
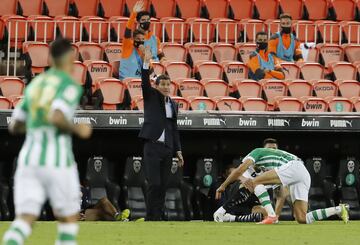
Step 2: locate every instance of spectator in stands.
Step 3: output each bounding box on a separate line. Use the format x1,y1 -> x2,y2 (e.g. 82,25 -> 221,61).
247,32 -> 285,81
268,13 -> 304,62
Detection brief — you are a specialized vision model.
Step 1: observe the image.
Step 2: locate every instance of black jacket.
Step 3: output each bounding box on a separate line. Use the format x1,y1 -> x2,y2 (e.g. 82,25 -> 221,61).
138,67 -> 181,152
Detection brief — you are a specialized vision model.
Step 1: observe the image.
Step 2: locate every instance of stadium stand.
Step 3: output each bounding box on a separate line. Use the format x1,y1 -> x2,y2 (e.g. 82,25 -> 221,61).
17,0 -> 42,17
240,97 -> 268,111
279,0 -> 303,20
0,97 -> 12,109
23,42 -> 50,77
161,43 -> 187,62
99,0 -> 124,18
215,97 -> 242,111
189,96 -> 216,110
98,78 -> 126,110
0,0 -> 17,16
149,0 -> 176,19
71,0 -> 99,17
304,0 -> 329,20
332,0 -> 358,21
43,0 -> 70,17
175,0 -> 201,19
255,0 -> 279,20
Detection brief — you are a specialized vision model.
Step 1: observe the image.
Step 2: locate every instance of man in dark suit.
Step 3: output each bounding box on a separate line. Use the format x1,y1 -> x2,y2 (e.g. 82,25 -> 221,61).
139,47 -> 184,221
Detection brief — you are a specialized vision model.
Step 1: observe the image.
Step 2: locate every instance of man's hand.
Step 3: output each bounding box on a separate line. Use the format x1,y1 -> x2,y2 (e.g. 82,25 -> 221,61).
75,124 -> 93,139
176,151 -> 184,167
133,0 -> 144,13
243,179 -> 255,193
215,185 -> 226,200
144,46 -> 152,64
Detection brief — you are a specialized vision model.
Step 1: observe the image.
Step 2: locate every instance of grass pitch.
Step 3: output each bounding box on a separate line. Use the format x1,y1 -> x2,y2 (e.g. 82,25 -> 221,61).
0,221 -> 358,245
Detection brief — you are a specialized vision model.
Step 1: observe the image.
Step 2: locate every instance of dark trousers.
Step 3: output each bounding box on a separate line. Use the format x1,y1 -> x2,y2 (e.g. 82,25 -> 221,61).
143,141 -> 173,221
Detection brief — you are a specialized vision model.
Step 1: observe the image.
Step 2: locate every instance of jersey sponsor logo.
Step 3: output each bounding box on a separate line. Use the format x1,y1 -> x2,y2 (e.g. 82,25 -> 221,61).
109,116 -> 128,125
177,117 -> 193,126
74,117 -> 97,124
203,118 -> 226,126
301,118 -> 320,127
330,120 -> 352,128
267,119 -> 290,127
239,117 -> 257,127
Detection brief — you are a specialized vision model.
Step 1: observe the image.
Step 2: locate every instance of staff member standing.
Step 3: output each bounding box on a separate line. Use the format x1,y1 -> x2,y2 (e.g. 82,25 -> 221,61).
139,47 -> 184,221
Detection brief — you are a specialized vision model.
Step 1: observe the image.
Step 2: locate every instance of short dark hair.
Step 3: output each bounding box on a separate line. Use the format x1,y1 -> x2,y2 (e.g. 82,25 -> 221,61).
133,29 -> 145,38
256,31 -> 268,40
155,74 -> 170,85
137,11 -> 151,21
263,138 -> 278,147
280,13 -> 292,20
50,38 -> 72,60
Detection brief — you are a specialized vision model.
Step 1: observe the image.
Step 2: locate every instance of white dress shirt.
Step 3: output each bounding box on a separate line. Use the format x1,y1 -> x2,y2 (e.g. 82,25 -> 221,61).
157,97 -> 173,142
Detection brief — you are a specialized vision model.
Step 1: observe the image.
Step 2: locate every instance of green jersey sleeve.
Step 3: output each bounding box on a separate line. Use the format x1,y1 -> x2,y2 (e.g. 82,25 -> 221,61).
243,148 -> 263,163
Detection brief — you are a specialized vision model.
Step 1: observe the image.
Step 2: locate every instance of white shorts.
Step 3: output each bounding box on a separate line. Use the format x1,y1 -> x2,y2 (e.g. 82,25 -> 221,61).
14,165 -> 81,217
275,160 -> 311,203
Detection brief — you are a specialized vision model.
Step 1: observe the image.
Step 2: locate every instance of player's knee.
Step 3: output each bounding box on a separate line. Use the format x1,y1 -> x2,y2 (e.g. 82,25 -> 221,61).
294,213 -> 307,224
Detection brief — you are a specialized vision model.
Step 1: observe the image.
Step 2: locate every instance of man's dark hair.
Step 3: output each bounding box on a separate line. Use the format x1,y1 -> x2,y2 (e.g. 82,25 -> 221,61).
50,38 -> 72,60
133,29 -> 145,38
263,138 -> 278,147
155,74 -> 170,85
256,31 -> 268,40
136,11 -> 151,21
280,13 -> 292,20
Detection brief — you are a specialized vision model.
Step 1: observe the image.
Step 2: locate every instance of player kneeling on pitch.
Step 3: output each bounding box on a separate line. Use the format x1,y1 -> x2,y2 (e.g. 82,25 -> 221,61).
2,38 -> 92,245
216,148 -> 349,224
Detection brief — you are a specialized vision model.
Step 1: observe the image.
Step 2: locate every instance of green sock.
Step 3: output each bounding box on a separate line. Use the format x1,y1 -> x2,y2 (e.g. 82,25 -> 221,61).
254,185 -> 276,217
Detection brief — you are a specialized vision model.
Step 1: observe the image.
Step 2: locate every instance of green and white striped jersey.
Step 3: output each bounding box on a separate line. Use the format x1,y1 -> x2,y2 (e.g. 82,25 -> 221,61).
12,68 -> 83,168
243,148 -> 299,171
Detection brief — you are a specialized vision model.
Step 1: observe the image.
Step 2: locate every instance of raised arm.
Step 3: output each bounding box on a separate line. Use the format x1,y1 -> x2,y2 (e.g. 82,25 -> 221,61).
124,0 -> 144,39
141,46 -> 153,97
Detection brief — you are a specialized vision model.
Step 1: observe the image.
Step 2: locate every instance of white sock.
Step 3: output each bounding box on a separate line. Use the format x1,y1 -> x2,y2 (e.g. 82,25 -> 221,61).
55,223 -> 79,245
306,207 -> 340,224
254,185 -> 276,217
216,206 -> 226,215
227,214 -> 236,222
2,219 -> 32,245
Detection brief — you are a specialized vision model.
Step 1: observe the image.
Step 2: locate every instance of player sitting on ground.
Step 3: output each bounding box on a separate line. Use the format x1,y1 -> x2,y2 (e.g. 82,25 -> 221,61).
2,38 -> 92,245
216,148 -> 349,224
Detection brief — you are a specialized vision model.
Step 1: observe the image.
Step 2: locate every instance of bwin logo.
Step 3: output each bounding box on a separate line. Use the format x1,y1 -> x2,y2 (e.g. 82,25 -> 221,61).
177,117 -> 193,126
239,118 -> 257,126
301,118 -> 320,127
109,116 -> 127,125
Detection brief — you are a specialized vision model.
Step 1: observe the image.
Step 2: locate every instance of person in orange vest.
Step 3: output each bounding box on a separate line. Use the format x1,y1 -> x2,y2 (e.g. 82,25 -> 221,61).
268,13 -> 304,62
247,32 -> 285,81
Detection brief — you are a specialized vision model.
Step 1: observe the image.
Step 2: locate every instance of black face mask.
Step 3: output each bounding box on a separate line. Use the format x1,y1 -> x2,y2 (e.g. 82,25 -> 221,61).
256,42 -> 268,50
281,26 -> 292,34
134,40 -> 144,48
140,21 -> 151,31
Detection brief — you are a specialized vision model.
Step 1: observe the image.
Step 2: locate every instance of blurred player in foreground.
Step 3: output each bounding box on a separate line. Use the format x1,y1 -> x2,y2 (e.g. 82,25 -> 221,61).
216,148 -> 349,224
2,38 -> 92,245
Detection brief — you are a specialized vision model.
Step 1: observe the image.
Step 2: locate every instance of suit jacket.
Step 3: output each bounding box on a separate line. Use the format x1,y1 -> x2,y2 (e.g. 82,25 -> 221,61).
138,67 -> 181,152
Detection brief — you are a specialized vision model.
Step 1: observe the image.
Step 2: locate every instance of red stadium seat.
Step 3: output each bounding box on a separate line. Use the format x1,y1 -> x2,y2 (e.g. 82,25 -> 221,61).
236,79 -> 262,98
0,0 -> 17,16
124,78 -> 142,99
170,81 -> 179,96
292,20 -> 317,43
131,96 -> 144,110
281,62 -> 300,80
300,63 -> 325,80
341,21 -> 360,44
212,43 -> 237,63
313,80 -> 338,98
265,19 -> 280,36
255,0 -> 279,20
71,61 -> 87,85
84,60 -> 112,84
301,97 -> 328,112
18,0 -> 42,16
152,62 -> 165,75
81,16 -> 109,42
229,0 -> 253,20
222,62 -> 248,85
12,96 -> 24,108
303,45 -> 319,62
102,42 -> 122,64
185,43 -> 213,65
236,43 -> 256,63
240,97 -> 267,111
211,18 -> 238,43
328,62 -> 356,80
0,15 -> 28,48
55,16 -> 81,42
275,97 -> 303,112
239,19 -> 265,42
262,80 -> 287,105
72,0 -> 99,17
189,96 -> 216,110
99,0 -> 124,18
0,77 -> 25,99
0,97 -> 12,109
23,42 -> 50,75
195,61 -> 223,80
98,78 -> 126,110
316,20 -> 341,44
318,44 -> 344,67
160,18 -> 186,43
203,0 -> 230,19
176,79 -> 204,98
202,79 -> 229,98
287,80 -> 313,99
43,0 -> 70,17
165,62 -> 191,80
304,0 -> 328,20
337,80 -> 360,98
216,97 -> 242,111
344,44 -> 360,63
171,96 -> 190,110
76,42 -> 103,61
327,97 -> 354,112
332,0 -> 357,21
27,15 -> 55,42
149,0 -> 176,19
352,97 -> 360,112
279,0 -> 303,20
175,0 -> 201,19
161,43 -> 186,62
186,18 -> 213,43
108,16 -> 129,43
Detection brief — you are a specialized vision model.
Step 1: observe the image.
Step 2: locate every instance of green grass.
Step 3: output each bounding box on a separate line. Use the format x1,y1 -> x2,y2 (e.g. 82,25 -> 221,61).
0,221 -> 359,245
